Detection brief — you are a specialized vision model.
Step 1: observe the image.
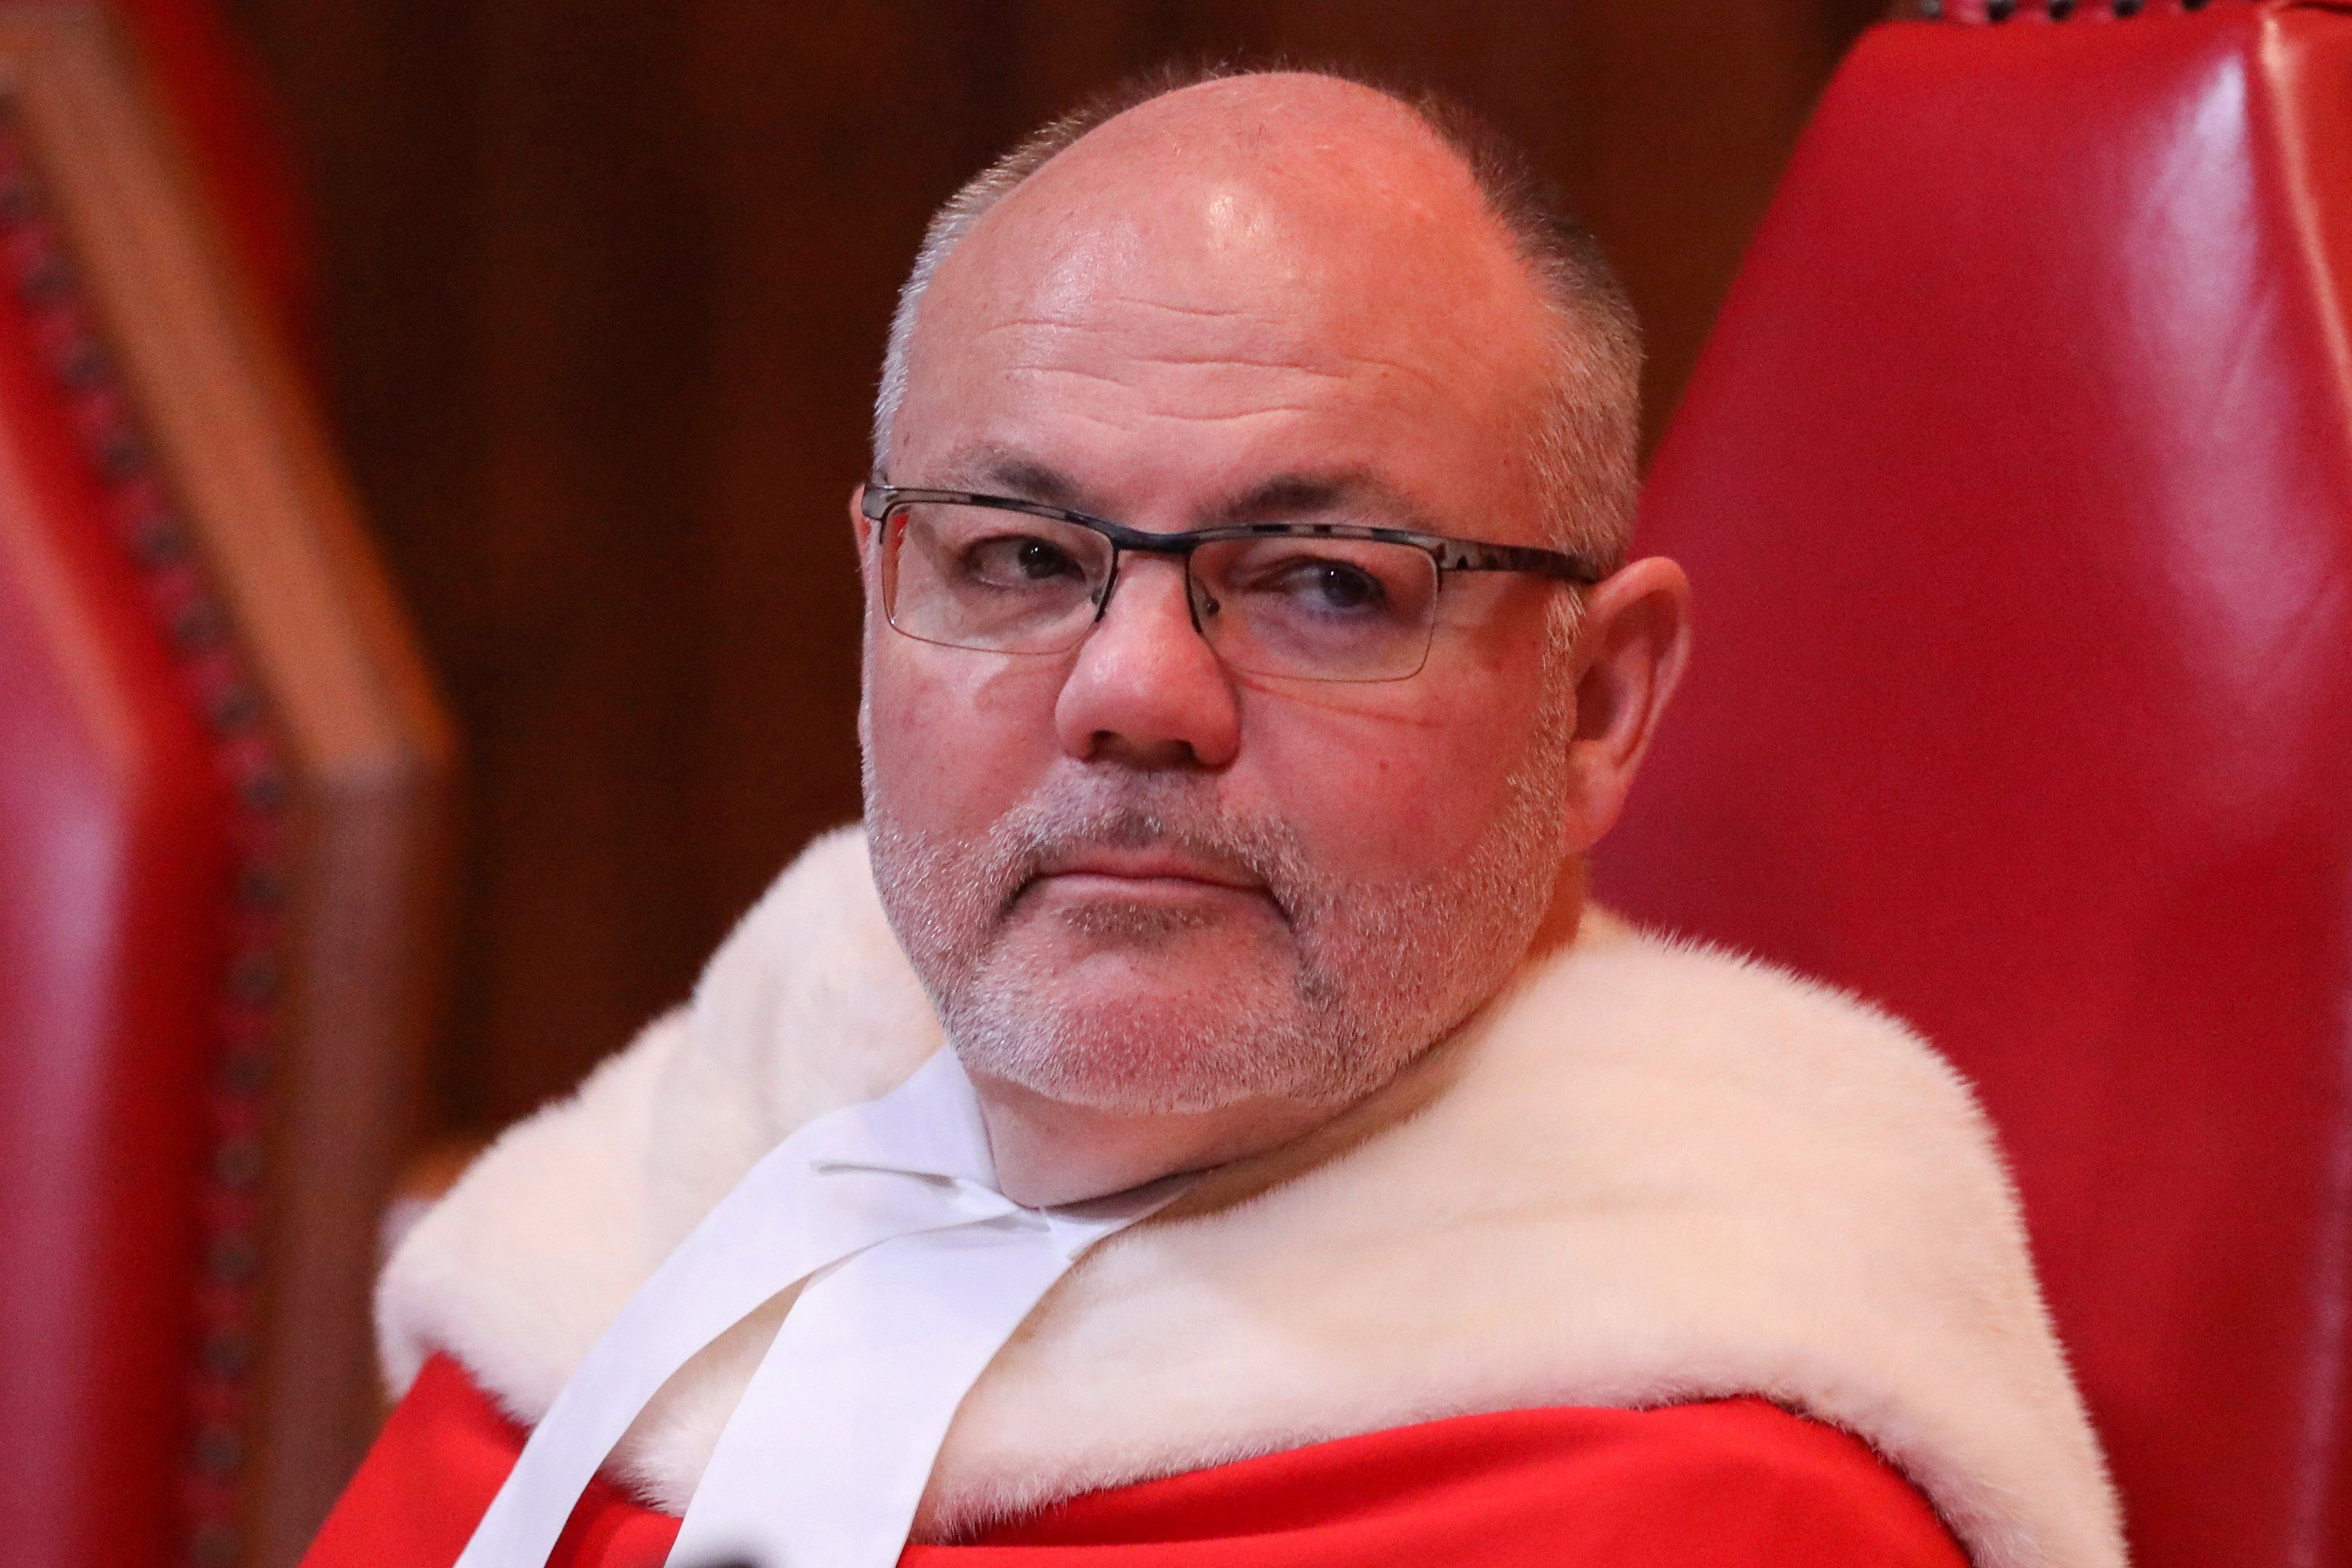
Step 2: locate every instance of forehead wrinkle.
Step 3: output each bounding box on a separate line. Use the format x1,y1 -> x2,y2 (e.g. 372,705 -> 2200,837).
979,324 -> 1457,396
1003,352 -> 1355,383
966,300 -> 1259,335
1106,294 -> 1261,321
967,300 -> 1308,353
1002,290 -> 1277,325
1041,389 -> 1334,433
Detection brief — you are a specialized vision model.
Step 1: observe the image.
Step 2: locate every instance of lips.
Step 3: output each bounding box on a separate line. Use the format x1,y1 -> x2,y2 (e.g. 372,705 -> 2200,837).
1033,846 -> 1266,892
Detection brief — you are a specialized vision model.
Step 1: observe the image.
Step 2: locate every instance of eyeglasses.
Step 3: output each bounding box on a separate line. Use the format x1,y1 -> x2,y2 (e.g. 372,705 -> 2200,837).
862,484 -> 1606,684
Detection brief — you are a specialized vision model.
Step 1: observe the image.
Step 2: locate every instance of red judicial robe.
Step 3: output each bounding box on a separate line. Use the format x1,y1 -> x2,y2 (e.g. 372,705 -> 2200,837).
350,832 -> 2123,1568
307,1355 -> 1967,1568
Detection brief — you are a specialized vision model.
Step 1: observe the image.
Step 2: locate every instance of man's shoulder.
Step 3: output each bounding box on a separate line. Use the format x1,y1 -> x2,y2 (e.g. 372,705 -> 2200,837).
1495,916 -> 2010,1230
375,1006 -> 696,1412
308,1355 -> 1964,1568
972,1398 -> 1969,1566
373,829 -> 2116,1567
377,824 -> 942,1407
300,1355 -> 682,1568
1533,910 -> 1986,1114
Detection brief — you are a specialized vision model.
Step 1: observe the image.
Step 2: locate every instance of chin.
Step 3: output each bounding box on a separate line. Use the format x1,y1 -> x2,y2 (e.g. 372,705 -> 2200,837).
957,1026 -> 1292,1117
997,892 -> 1278,990
944,951 -> 1386,1118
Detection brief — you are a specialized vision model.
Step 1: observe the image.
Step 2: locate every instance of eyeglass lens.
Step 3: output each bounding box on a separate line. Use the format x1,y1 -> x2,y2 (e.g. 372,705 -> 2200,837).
882,501 -> 1441,682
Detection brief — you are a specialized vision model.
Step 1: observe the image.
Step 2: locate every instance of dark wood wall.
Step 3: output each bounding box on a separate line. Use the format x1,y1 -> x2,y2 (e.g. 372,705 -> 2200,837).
222,0 -> 1886,1137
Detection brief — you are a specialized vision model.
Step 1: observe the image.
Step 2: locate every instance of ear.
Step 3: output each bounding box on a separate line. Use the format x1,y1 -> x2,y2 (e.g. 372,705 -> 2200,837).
1562,555 -> 1694,852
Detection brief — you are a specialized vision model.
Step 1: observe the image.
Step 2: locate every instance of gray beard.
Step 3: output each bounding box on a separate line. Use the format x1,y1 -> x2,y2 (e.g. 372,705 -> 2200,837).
862,662 -> 1576,1118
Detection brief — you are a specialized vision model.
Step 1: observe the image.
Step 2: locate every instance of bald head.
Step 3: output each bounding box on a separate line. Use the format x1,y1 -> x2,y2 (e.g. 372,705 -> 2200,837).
872,69 -> 1640,561
855,69 -> 1692,1206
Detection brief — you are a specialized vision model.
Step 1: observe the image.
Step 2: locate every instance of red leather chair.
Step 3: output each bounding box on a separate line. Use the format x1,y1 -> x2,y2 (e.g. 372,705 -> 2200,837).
1594,3 -> 2352,1565
0,126 -> 248,1568
0,12 -> 451,1568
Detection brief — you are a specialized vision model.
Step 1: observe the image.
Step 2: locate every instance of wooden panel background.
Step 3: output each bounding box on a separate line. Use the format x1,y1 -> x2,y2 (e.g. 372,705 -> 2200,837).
222,0 -> 1887,1138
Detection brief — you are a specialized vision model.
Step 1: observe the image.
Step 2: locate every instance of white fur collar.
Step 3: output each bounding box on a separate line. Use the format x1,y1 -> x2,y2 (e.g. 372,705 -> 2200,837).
380,826 -> 2124,1568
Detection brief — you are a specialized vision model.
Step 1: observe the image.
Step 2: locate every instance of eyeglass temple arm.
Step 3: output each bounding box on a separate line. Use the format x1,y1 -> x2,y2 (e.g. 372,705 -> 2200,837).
1440,541 -> 1608,585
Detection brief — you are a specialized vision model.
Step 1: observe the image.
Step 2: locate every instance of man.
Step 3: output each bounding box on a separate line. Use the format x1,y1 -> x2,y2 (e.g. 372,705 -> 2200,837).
308,69 -> 2123,1568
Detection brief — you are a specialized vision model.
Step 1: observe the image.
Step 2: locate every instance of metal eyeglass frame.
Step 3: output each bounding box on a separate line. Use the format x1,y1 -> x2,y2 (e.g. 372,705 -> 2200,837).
862,482 -> 1607,679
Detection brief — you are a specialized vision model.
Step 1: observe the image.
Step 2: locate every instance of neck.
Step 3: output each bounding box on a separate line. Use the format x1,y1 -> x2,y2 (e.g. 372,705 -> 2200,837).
967,1071 -> 1340,1209
1527,854 -> 1589,961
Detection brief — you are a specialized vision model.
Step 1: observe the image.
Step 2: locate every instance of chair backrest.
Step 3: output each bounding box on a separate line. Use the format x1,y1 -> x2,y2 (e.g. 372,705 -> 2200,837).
1593,3 -> 2352,1565
0,12 -> 453,1567
0,122 -> 241,1568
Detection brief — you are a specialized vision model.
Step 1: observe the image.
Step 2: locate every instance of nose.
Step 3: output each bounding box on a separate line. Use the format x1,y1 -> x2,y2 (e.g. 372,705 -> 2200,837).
1053,551 -> 1241,770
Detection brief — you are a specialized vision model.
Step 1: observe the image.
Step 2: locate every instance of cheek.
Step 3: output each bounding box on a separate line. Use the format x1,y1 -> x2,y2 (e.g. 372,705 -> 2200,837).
866,638 -> 1065,834
1239,663 -> 1550,879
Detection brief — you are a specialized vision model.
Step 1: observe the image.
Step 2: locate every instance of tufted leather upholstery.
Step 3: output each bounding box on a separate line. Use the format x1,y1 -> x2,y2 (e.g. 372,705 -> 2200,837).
0,145 -> 243,1564
1594,3 -> 2352,1565
0,12 -> 451,1567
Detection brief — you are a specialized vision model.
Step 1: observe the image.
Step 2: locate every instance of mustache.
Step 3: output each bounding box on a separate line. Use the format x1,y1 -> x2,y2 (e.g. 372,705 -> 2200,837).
985,781 -> 1316,926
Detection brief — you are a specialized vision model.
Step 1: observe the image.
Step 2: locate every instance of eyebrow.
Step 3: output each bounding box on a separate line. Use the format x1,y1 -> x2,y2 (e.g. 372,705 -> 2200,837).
970,453 -> 1089,510
1209,473 -> 1438,532
951,451 -> 1440,534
